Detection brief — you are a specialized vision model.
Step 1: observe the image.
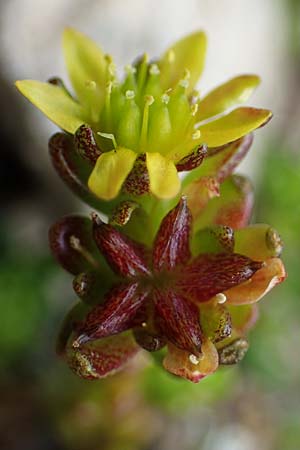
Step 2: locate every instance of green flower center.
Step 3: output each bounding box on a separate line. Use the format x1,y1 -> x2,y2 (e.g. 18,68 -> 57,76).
91,57 -> 199,161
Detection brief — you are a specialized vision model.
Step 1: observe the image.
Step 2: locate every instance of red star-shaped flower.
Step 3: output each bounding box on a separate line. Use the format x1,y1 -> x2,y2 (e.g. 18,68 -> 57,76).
49,197 -> 286,382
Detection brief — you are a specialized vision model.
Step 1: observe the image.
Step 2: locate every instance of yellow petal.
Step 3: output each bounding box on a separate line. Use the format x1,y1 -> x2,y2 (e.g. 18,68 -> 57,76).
197,75 -> 261,121
159,31 -> 207,94
198,107 -> 272,147
15,80 -> 85,133
146,152 -> 181,199
88,147 -> 137,200
63,28 -> 107,112
225,258 -> 286,305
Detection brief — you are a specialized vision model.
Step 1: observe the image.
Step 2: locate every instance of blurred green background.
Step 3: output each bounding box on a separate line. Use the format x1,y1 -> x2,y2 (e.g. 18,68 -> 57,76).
1,1 -> 300,449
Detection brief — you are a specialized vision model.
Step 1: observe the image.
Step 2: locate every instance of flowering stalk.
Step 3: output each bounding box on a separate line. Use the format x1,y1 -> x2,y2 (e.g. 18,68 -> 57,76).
16,28 -> 286,382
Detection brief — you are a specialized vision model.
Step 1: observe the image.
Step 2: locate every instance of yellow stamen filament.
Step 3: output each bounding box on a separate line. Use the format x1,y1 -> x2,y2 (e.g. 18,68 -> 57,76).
140,95 -> 154,151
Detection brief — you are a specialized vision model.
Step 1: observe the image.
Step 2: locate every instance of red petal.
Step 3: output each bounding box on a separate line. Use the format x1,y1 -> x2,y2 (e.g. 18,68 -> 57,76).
176,145 -> 207,172
153,289 -> 202,354
163,340 -> 219,383
226,257 -> 286,305
74,124 -> 101,164
74,282 -> 149,345
177,253 -> 262,303
49,215 -> 101,275
92,214 -> 150,277
153,197 -> 192,272
66,331 -> 140,380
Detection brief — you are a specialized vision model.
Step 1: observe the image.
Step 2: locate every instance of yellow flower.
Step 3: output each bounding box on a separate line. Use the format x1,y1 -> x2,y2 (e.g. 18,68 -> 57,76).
16,28 -> 271,200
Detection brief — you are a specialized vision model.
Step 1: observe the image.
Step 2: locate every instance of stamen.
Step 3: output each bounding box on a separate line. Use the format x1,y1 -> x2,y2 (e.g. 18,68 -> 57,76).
141,322 -> 147,328
161,93 -> 170,104
216,293 -> 227,304
125,89 -> 135,100
105,55 -> 116,81
69,235 -> 100,269
191,103 -> 198,116
189,354 -> 200,365
149,63 -> 160,75
125,64 -> 137,75
179,78 -> 189,89
97,131 -> 117,149
139,95 -> 154,150
192,130 -> 201,140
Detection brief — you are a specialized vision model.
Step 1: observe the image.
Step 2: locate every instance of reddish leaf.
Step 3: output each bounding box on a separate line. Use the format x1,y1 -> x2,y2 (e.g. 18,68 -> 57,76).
176,145 -> 207,172
153,197 -> 192,271
49,133 -> 97,206
177,253 -> 262,303
74,124 -> 101,164
200,303 -> 232,343
123,154 -> 150,195
74,282 -> 149,345
133,326 -> 166,352
110,200 -> 139,226
191,225 -> 234,256
49,215 -> 100,274
92,214 -> 150,277
218,337 -> 249,365
153,288 -> 202,355
67,331 -> 140,380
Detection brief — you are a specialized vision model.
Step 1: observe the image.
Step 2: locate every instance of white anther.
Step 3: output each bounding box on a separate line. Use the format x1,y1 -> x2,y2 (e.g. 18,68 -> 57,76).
149,64 -> 160,75
161,93 -> 170,104
106,81 -> 113,94
141,322 -> 147,328
125,90 -> 135,100
145,95 -> 155,106
108,62 -> 116,77
125,64 -> 136,74
216,293 -> 227,304
189,354 -> 200,365
179,78 -> 189,89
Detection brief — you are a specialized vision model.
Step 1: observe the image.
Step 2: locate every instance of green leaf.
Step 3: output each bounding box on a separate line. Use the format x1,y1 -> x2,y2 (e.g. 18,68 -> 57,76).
63,28 -> 108,114
198,107 -> 272,147
88,147 -> 137,200
159,31 -> 207,94
15,80 -> 85,133
197,75 -> 260,121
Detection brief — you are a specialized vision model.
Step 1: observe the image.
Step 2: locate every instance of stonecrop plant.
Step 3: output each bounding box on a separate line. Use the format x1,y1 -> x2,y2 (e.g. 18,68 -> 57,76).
16,28 -> 286,382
